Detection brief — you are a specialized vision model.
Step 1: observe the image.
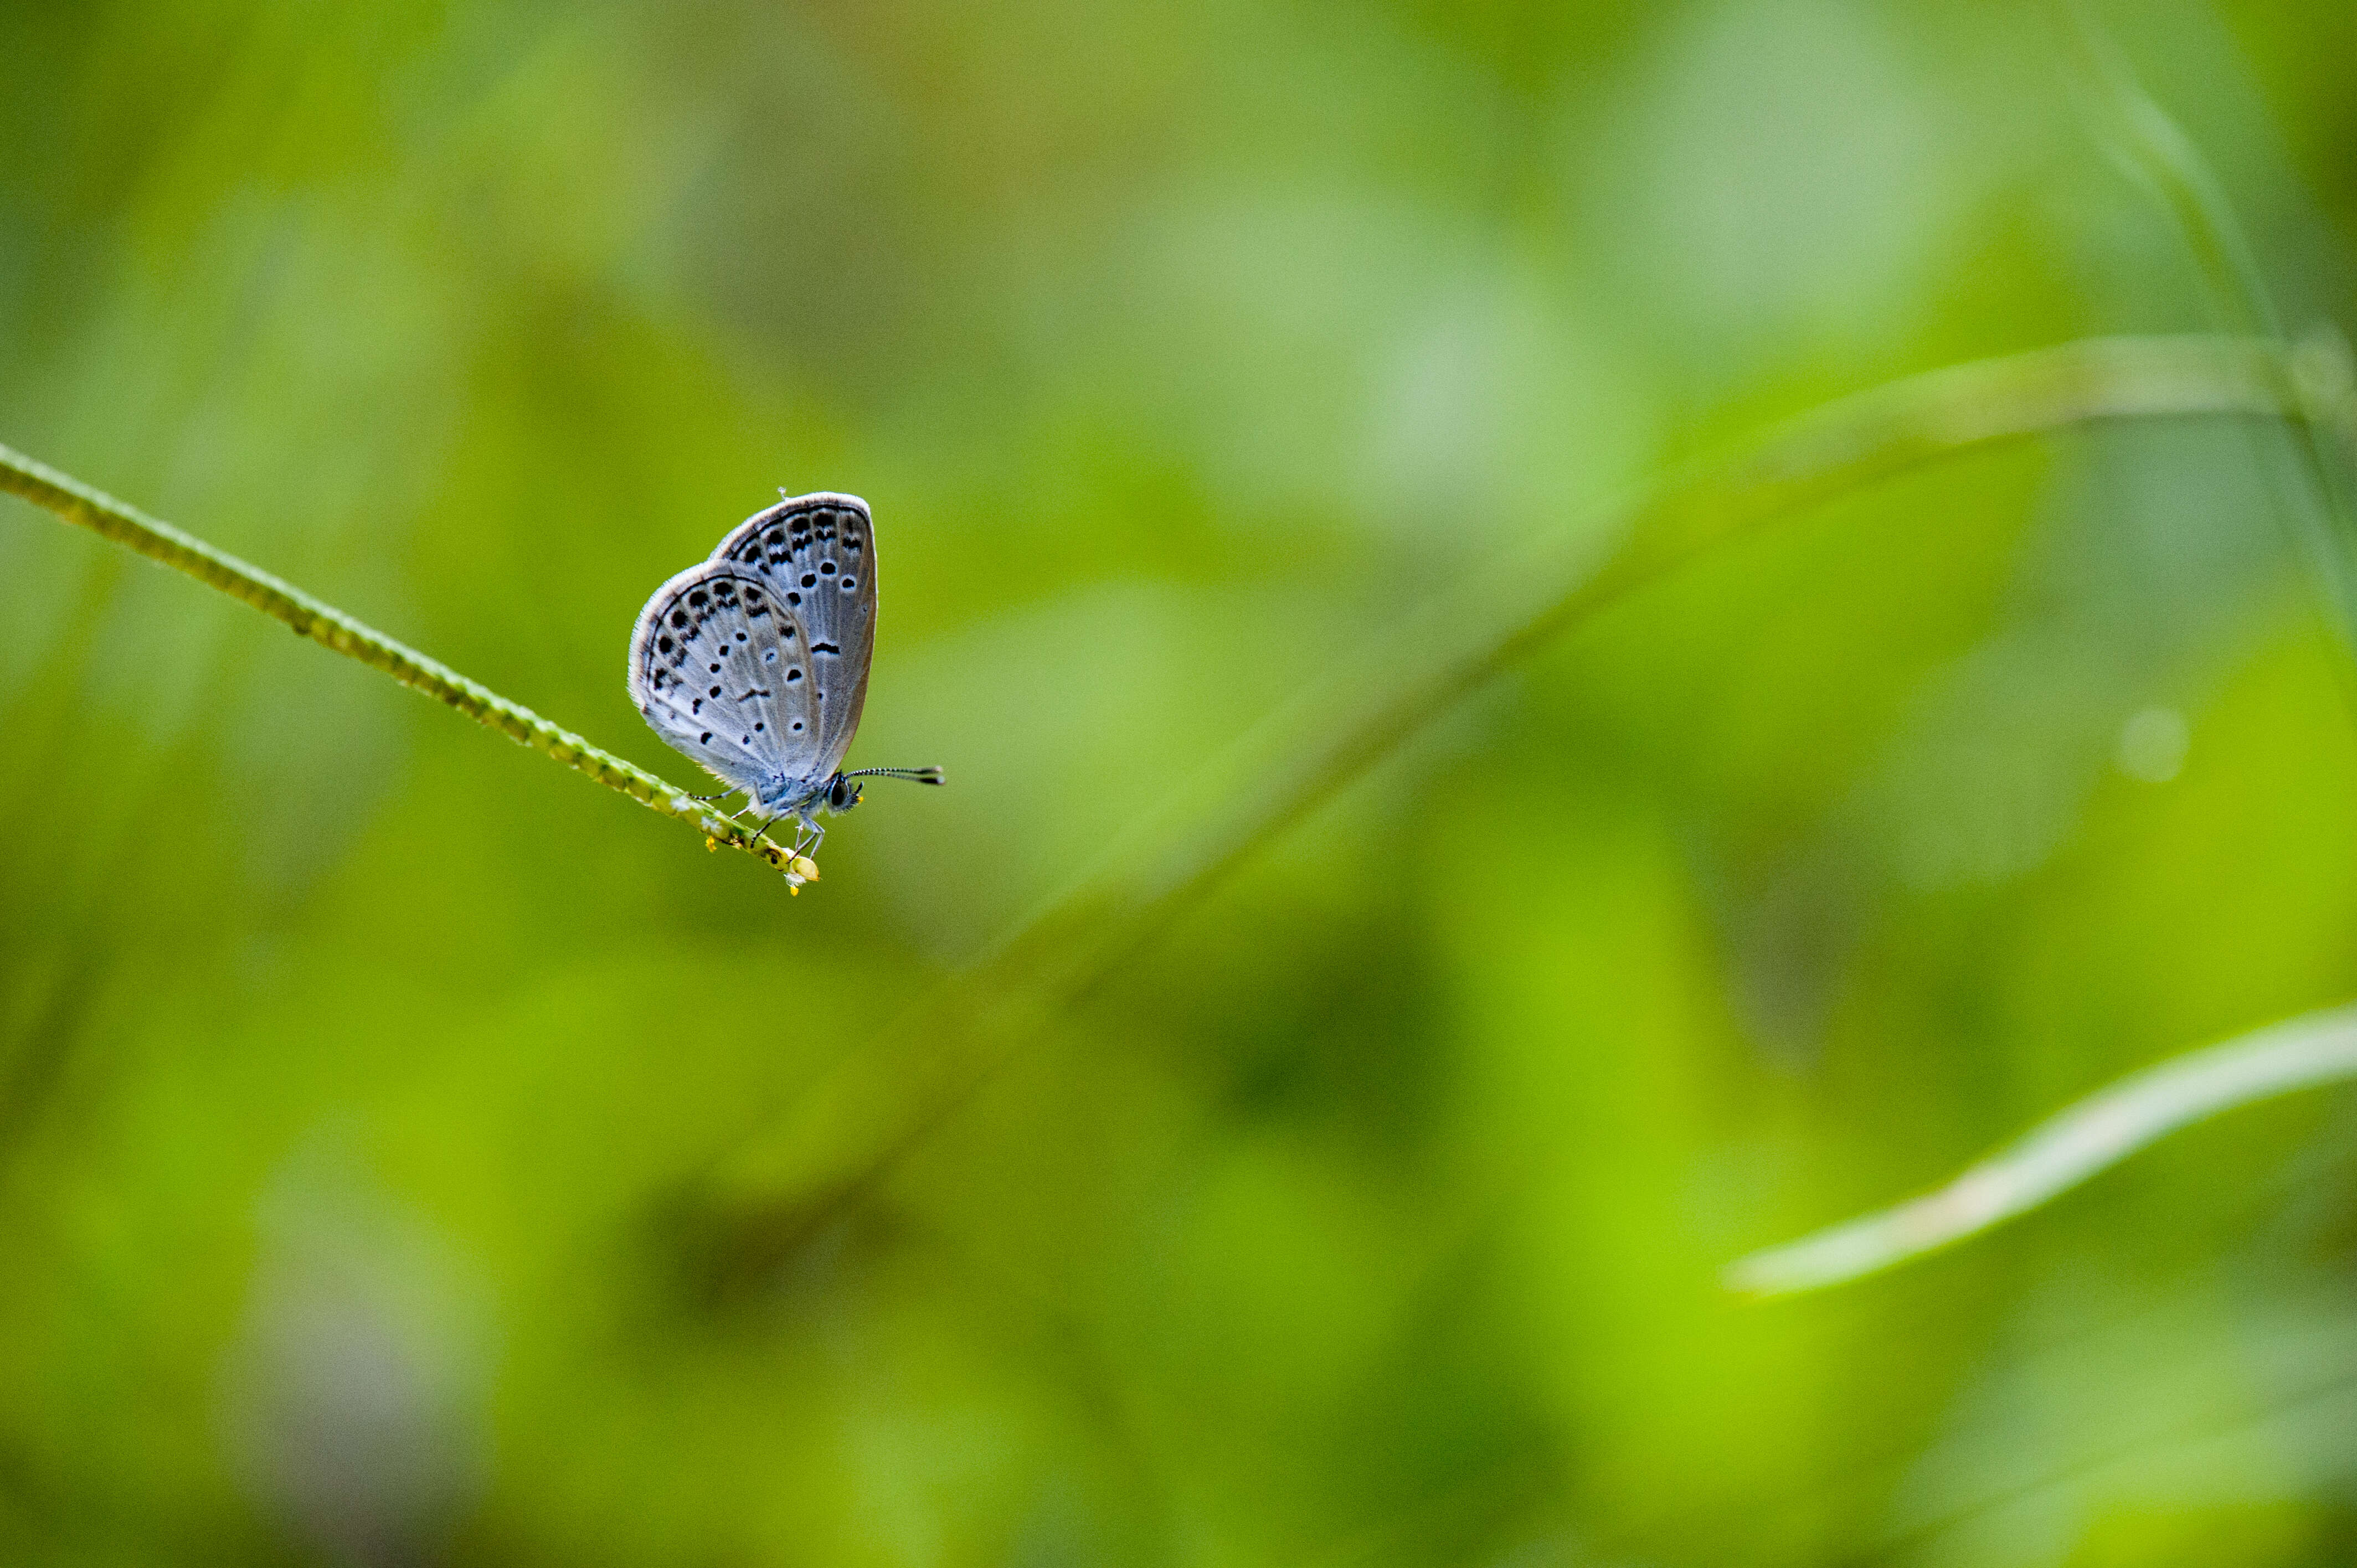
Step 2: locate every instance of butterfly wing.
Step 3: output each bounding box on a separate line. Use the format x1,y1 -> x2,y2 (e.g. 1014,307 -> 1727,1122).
626,563 -> 826,797
711,493 -> 878,778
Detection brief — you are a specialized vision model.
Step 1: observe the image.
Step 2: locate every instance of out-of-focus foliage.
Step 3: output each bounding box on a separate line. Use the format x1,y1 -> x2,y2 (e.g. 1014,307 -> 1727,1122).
2,0 -> 2355,1562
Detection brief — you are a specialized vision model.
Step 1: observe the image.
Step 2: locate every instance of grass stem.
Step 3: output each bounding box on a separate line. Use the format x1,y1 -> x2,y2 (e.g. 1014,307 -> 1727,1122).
0,441 -> 801,871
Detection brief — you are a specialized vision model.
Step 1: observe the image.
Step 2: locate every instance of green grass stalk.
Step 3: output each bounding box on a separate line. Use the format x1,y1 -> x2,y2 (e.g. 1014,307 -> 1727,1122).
0,441 -> 801,873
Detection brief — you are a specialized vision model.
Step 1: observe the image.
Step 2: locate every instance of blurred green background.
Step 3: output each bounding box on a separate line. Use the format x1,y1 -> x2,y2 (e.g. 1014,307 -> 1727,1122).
5,0 -> 2357,1561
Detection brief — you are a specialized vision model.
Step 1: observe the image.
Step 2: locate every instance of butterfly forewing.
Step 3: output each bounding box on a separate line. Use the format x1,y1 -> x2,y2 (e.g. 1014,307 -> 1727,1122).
626,565 -> 824,796
711,494 -> 878,778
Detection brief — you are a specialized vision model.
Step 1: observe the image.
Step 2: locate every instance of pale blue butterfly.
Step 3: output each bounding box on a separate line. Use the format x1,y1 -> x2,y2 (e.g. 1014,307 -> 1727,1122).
627,491 -> 940,857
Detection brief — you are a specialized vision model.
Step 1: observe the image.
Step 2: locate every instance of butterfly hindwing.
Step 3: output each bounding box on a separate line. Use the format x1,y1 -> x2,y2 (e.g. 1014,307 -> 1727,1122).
711,493 -> 878,778
626,564 -> 824,796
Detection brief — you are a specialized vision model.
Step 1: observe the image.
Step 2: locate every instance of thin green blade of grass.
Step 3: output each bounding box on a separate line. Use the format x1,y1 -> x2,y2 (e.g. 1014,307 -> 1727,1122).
1726,1002 -> 2357,1297
680,334 -> 2334,1291
2064,0 -> 2357,657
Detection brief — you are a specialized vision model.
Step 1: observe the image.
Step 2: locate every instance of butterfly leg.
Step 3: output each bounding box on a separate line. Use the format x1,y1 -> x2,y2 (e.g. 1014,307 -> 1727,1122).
724,798 -> 789,842
792,807 -> 827,859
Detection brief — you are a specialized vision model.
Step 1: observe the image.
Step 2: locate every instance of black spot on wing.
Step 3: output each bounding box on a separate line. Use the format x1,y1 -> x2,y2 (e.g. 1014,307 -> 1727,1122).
634,563 -> 822,785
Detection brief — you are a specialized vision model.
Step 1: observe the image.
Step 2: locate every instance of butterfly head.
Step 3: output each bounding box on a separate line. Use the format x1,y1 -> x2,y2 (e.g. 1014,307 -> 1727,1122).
826,774 -> 864,813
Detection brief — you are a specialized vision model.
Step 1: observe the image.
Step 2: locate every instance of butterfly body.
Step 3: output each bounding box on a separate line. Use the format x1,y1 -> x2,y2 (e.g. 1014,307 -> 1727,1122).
627,492 -> 939,858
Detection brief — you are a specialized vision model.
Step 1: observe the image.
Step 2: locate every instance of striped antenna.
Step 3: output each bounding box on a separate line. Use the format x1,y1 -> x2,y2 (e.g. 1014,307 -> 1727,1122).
842,766 -> 945,785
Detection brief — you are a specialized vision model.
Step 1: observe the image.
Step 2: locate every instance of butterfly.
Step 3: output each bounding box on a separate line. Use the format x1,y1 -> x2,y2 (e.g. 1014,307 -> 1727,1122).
627,491 -> 941,860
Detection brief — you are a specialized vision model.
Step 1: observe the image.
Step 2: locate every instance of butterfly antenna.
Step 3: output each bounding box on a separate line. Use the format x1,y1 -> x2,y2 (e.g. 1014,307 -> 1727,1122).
842,766 -> 945,786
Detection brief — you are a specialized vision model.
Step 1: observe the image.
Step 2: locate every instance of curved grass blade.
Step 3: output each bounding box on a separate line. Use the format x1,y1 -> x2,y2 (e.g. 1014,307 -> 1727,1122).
1727,1002 -> 2357,1297
2063,1 -> 2357,659
682,334 -> 2337,1291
